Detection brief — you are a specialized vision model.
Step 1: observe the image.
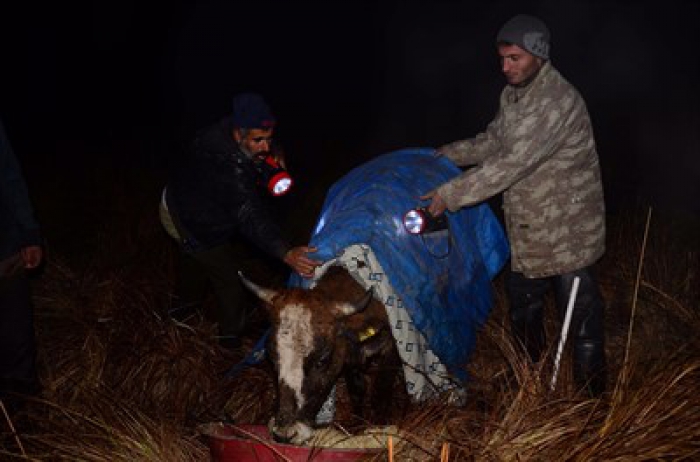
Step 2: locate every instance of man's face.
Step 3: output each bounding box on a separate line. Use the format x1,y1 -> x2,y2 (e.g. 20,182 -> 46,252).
498,43 -> 544,86
234,128 -> 274,160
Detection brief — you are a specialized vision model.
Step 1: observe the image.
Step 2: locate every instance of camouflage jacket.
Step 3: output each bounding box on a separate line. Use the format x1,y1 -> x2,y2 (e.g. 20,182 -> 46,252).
436,62 -> 605,277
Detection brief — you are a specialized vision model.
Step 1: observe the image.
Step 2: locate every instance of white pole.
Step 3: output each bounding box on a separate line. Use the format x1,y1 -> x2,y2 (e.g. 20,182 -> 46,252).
550,276 -> 580,391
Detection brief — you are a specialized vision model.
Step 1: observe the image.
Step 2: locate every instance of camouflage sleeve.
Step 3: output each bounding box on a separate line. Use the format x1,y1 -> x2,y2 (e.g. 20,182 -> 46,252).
437,116 -> 502,167
436,94 -> 577,212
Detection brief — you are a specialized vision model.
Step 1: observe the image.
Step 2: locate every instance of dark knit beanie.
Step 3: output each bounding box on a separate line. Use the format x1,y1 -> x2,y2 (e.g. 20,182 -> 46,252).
232,93 -> 276,129
496,14 -> 550,60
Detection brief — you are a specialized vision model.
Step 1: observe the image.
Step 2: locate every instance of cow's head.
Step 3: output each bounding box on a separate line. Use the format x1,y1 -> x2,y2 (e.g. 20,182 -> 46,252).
239,270 -> 388,444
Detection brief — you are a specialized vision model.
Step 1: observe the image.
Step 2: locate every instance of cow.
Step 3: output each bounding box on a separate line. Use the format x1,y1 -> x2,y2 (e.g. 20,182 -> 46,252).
239,264 -> 404,445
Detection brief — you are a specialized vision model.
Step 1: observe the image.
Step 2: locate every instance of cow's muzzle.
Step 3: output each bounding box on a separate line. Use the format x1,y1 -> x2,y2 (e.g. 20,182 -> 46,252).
268,417 -> 314,445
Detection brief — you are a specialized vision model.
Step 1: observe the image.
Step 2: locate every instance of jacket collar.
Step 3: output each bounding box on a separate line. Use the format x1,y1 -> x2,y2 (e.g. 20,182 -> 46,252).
507,61 -> 553,102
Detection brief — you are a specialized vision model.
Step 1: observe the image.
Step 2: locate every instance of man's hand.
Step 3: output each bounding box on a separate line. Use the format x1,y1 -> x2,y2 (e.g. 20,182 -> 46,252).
433,146 -> 447,157
419,191 -> 448,217
20,245 -> 43,269
271,145 -> 287,169
284,246 -> 322,278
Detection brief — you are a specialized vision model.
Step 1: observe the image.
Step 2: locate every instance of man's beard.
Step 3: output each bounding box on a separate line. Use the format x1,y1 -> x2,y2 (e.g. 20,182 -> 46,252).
239,144 -> 268,163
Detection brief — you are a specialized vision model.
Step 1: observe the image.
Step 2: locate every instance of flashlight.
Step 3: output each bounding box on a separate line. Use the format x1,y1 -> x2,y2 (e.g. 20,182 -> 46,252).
403,207 -> 448,235
258,155 -> 293,196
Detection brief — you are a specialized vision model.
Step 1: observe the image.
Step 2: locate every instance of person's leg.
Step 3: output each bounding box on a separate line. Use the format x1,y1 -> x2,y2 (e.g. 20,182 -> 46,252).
169,249 -> 210,321
189,243 -> 251,345
0,269 -> 39,414
554,267 -> 606,397
505,269 -> 550,363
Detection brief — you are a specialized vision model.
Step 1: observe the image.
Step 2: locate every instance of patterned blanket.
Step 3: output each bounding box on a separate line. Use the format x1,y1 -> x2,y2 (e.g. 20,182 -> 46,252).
290,148 -> 509,395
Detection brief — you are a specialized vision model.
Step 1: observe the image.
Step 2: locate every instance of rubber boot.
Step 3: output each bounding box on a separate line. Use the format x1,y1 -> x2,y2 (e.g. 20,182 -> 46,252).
506,270 -> 550,363
554,267 -> 606,397
573,340 -> 606,397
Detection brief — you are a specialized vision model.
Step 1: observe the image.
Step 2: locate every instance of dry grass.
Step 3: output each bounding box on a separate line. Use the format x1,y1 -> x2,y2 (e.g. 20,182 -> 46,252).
18,395 -> 210,462
1,168 -> 699,462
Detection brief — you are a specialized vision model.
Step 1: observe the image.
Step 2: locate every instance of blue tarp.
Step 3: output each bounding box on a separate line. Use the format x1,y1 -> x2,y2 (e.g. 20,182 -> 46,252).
290,148 -> 509,378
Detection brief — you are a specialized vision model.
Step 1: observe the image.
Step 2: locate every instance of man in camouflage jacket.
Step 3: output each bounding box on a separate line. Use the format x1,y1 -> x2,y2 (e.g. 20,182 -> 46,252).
424,14 -> 606,396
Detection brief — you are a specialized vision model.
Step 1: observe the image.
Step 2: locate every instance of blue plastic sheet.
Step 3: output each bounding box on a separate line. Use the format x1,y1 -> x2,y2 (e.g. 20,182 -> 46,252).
291,148 -> 509,379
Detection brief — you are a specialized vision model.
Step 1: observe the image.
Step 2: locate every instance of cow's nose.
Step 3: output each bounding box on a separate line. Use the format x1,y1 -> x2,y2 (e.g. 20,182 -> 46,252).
270,421 -> 314,445
271,431 -> 292,444
269,418 -> 293,443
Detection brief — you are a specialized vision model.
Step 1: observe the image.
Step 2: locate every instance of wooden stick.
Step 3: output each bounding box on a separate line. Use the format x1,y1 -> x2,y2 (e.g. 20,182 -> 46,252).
440,441 -> 450,461
388,435 -> 394,462
623,208 -> 653,388
0,399 -> 27,457
606,206 -> 653,419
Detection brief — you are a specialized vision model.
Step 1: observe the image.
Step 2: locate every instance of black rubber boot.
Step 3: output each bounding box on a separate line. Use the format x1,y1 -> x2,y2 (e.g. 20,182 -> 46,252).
554,267 -> 606,397
573,340 -> 606,397
506,270 -> 550,363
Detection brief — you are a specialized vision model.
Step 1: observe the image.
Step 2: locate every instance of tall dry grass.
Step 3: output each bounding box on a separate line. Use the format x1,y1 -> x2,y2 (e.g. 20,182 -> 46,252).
1,160 -> 699,462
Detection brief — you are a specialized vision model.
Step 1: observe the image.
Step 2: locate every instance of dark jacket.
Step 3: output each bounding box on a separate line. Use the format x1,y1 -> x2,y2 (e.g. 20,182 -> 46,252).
166,116 -> 290,259
0,119 -> 41,262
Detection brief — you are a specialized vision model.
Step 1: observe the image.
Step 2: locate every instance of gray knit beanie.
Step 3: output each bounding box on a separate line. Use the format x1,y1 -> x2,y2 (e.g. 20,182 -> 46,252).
496,14 -> 550,60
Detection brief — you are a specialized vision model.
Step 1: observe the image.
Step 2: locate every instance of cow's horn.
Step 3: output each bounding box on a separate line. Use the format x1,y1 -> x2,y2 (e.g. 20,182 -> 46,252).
336,288 -> 374,316
238,271 -> 278,304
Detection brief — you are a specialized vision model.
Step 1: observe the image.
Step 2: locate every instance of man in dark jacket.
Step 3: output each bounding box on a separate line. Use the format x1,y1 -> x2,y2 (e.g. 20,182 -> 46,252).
0,117 -> 43,413
160,93 -> 321,348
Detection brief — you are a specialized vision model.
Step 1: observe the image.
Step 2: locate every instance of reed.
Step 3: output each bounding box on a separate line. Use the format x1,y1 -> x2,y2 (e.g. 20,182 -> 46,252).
1,172 -> 698,461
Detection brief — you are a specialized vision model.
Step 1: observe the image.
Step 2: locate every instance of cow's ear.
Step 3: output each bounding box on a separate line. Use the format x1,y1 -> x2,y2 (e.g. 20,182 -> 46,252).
334,288 -> 374,317
238,271 -> 278,304
357,322 -> 391,361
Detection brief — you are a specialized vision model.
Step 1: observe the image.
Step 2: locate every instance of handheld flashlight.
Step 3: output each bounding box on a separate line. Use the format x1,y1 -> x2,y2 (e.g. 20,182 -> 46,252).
403,207 -> 448,235
258,155 -> 293,196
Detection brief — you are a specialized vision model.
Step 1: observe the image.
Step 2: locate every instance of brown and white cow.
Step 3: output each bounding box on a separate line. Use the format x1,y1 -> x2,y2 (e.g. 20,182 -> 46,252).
239,265 -> 403,444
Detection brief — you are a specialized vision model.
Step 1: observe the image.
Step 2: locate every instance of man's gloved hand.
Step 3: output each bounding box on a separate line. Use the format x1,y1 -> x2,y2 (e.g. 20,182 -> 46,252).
284,246 -> 322,278
419,190 -> 448,217
271,145 -> 287,169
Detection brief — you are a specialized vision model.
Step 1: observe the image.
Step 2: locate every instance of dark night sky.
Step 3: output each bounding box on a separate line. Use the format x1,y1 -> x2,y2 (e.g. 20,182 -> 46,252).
2,0 -> 699,215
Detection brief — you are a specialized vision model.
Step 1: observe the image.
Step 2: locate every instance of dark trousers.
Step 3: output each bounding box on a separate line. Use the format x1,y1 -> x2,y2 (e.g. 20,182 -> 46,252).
505,265 -> 606,396
0,256 -> 39,405
171,242 -> 255,339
